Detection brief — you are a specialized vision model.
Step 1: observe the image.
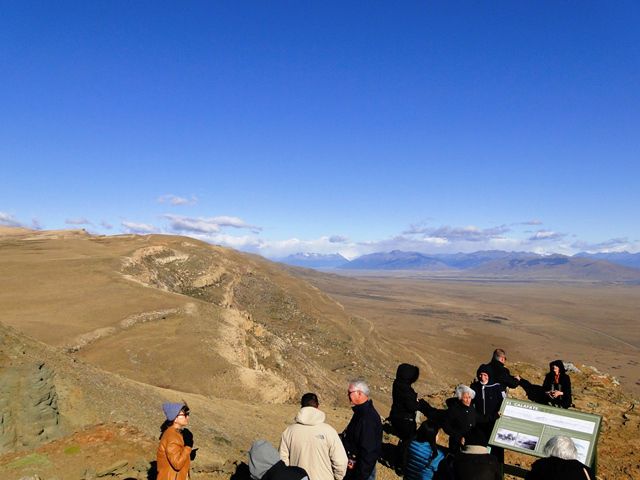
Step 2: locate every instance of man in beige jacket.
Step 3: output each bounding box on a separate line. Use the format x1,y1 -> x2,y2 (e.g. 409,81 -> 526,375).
280,393 -> 348,480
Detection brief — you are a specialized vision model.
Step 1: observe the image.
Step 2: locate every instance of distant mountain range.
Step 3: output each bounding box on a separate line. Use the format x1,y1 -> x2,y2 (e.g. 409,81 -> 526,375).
276,250 -> 640,281
276,252 -> 349,268
574,251 -> 640,269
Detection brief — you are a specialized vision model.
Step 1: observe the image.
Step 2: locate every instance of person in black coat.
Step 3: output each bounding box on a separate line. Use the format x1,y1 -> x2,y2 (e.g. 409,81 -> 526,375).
542,360 -> 572,408
452,428 -> 501,480
480,349 -> 520,395
471,364 -> 505,463
519,360 -> 573,408
389,363 -> 421,439
388,363 -> 431,472
526,435 -> 595,480
443,385 -> 493,453
342,380 -> 383,480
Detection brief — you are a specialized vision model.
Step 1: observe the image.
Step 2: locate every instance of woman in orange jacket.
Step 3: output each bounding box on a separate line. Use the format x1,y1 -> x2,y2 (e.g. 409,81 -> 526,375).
157,402 -> 194,480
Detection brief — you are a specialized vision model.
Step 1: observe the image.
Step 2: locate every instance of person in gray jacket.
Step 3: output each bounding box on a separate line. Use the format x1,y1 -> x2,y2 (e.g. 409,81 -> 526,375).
249,440 -> 309,480
280,393 -> 348,480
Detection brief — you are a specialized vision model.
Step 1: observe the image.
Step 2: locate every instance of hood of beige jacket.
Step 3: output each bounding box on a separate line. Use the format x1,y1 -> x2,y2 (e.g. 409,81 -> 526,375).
294,406 -> 326,426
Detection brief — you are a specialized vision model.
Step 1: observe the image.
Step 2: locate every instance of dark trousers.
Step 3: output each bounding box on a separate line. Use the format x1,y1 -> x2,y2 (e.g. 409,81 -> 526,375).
391,418 -> 416,471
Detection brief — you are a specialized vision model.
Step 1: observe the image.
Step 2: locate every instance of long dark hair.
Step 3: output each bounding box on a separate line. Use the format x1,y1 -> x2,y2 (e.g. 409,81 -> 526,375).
159,420 -> 173,438
415,421 -> 439,460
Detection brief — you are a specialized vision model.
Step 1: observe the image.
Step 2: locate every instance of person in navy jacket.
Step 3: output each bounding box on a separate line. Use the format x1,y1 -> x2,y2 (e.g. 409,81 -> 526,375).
341,380 -> 383,480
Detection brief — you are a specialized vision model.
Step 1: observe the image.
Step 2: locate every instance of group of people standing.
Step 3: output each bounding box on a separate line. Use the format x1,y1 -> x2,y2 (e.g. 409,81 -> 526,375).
387,349 -> 519,480
388,349 -> 589,480
154,349 -> 588,480
245,380 -> 383,480
154,379 -> 384,480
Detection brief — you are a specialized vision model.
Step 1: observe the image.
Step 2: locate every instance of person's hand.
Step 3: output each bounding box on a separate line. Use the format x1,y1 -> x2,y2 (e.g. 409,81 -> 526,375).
515,375 -> 521,381
182,428 -> 194,448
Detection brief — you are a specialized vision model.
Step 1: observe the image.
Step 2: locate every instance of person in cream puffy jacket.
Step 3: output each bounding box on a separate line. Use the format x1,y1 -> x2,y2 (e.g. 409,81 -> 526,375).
280,393 -> 348,480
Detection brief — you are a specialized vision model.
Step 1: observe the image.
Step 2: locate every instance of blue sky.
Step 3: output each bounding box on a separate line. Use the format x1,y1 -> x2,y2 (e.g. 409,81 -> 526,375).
1,1 -> 638,258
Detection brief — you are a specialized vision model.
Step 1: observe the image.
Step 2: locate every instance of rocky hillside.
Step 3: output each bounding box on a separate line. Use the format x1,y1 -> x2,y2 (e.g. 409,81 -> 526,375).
0,228 -> 395,407
1,228 -> 638,479
1,320 -> 638,479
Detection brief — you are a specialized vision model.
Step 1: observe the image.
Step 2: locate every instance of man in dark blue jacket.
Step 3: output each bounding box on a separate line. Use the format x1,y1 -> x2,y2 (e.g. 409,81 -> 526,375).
481,349 -> 520,394
341,379 -> 383,480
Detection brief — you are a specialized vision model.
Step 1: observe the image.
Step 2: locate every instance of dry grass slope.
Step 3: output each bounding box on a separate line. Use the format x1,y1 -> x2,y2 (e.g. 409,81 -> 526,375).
1,228 -> 638,479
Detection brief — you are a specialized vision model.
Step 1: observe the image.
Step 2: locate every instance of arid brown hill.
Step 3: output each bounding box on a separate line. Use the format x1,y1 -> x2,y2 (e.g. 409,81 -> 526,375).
1,228 -> 638,479
2,321 -> 638,479
0,228 -> 396,406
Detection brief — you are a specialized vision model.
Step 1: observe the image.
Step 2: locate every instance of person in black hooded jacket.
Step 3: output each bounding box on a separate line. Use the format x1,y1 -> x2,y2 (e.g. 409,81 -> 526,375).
542,360 -> 572,408
387,364 -> 431,472
389,364 -> 432,438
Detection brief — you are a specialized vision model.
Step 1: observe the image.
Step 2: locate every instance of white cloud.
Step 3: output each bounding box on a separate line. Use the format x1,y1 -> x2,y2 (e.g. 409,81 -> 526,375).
121,221 -> 158,234
571,237 -> 639,253
100,220 -> 113,230
0,212 -> 24,228
329,235 -> 349,243
157,194 -> 198,206
177,232 -> 359,259
256,237 -> 344,258
164,214 -> 262,234
528,230 -> 566,241
404,224 -> 511,243
421,236 -> 449,246
208,233 -> 265,249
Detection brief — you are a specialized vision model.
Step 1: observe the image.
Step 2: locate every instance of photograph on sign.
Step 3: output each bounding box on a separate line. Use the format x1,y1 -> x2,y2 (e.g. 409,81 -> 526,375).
570,437 -> 591,464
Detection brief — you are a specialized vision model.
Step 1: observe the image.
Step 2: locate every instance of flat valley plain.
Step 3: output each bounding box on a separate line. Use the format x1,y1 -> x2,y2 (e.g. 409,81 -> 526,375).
295,270 -> 640,398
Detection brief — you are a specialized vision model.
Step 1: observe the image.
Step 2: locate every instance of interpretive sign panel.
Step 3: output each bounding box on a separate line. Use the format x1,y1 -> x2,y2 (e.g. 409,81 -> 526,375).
489,398 -> 601,467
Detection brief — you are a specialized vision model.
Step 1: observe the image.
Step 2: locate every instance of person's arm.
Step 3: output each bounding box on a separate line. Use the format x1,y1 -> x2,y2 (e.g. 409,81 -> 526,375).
417,398 -> 436,416
561,375 -> 572,408
442,407 -> 462,437
329,429 -> 349,480
279,432 -> 291,466
500,367 -> 520,388
442,408 -> 464,449
166,432 -> 191,471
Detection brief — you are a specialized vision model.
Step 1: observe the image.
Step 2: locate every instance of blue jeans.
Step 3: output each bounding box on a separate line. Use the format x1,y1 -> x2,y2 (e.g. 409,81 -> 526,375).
366,466 -> 376,480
